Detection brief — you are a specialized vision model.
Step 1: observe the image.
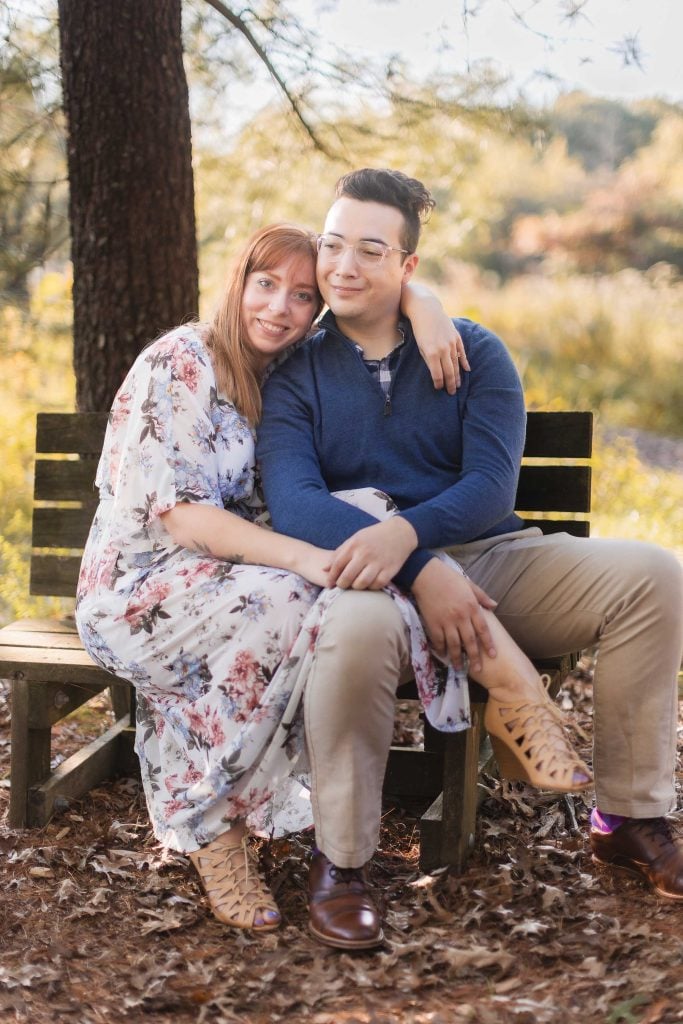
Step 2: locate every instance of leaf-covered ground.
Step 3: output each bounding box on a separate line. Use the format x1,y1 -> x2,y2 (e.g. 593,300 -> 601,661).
1,667 -> 681,1024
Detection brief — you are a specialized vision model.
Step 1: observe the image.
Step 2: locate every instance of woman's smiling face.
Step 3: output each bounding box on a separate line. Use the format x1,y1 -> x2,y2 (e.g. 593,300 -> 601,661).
241,254 -> 318,371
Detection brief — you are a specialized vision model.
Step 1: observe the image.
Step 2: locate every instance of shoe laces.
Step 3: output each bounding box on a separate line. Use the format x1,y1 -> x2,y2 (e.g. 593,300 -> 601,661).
637,817 -> 680,847
206,835 -> 256,891
329,864 -> 364,885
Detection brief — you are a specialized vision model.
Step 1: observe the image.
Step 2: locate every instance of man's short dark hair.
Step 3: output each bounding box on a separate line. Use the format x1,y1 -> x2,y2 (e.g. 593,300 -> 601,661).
335,168 -> 435,255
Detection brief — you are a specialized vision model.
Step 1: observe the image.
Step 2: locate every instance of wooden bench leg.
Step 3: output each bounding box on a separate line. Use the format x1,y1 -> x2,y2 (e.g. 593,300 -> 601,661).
9,674 -> 51,828
109,682 -> 133,724
419,701 -> 486,874
441,700 -> 485,870
27,717 -> 135,826
9,671 -> 137,828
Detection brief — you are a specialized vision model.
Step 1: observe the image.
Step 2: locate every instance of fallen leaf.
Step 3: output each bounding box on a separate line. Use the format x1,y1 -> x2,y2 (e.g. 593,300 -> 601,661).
28,867 -> 54,879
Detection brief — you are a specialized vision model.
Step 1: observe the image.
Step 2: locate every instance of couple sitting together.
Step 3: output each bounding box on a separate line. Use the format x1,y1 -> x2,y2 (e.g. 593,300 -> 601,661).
76,167 -> 683,950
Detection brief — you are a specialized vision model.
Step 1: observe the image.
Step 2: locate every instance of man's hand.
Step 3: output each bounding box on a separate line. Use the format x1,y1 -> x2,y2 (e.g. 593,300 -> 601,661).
411,559 -> 497,673
326,517 -> 418,590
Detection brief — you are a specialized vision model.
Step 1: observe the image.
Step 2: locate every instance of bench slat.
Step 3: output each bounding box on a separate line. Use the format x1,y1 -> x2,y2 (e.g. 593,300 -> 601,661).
0,629 -> 85,650
36,412 -> 108,455
32,507 -> 96,549
34,459 -> 98,502
0,643 -> 119,685
516,465 -> 591,512
5,618 -> 77,633
36,412 -> 593,457
30,555 -> 82,596
523,411 -> 592,458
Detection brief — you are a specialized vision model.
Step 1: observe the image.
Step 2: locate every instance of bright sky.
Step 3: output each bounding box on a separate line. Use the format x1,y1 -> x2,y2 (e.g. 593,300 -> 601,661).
288,0 -> 683,104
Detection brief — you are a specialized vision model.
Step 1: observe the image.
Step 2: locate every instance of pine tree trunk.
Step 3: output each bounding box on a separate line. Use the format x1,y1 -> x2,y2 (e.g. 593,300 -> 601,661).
58,0 -> 198,411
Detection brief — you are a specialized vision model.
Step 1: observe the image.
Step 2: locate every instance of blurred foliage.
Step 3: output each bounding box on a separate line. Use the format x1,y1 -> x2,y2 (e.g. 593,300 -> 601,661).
193,92 -> 682,305
551,92 -> 662,172
512,113 -> 683,273
0,2 -> 67,304
590,432 -> 683,561
1,0 -> 528,307
439,263 -> 683,437
0,271 -> 74,625
192,90 -> 682,439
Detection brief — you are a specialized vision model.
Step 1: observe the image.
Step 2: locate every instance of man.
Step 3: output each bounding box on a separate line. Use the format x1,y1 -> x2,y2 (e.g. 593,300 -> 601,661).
257,168 -> 683,949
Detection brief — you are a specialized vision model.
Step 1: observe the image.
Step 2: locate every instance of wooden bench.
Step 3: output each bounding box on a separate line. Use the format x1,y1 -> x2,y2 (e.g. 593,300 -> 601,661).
2,411 -> 592,873
3,413 -> 136,829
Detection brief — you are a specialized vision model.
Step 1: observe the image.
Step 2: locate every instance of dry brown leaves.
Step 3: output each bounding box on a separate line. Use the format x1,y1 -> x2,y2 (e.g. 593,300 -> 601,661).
1,671 -> 681,1024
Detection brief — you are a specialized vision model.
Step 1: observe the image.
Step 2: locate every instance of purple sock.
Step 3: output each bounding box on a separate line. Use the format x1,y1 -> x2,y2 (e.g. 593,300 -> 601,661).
591,807 -> 626,833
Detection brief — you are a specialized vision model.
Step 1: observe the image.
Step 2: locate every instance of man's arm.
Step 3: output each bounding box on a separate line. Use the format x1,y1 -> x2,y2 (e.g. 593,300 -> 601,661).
256,350 -> 436,585
320,324 -> 526,591
258,324 -> 526,588
398,323 -> 526,550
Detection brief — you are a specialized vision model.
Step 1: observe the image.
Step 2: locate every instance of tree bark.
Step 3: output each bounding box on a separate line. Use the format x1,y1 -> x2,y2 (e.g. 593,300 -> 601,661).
58,0 -> 198,411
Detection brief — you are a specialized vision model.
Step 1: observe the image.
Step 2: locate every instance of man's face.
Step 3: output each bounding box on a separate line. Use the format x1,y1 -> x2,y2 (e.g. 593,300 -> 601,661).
317,197 -> 418,329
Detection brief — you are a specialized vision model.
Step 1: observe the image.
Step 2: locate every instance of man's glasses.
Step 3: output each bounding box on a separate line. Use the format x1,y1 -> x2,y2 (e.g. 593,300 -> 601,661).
316,234 -> 409,269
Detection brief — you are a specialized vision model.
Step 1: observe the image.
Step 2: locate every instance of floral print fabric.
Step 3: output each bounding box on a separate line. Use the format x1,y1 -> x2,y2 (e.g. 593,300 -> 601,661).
76,326 -> 469,854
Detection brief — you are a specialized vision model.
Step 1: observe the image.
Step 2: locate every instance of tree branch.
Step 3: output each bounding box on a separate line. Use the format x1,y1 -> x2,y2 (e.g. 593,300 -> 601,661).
201,0 -> 334,156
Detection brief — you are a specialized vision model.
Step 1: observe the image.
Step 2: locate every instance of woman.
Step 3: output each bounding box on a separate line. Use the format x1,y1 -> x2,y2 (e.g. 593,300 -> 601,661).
76,223 -> 470,930
76,224 -> 589,935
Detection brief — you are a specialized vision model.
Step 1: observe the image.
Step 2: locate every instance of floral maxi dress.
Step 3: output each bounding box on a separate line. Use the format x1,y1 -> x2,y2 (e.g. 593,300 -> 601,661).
76,326 -> 471,854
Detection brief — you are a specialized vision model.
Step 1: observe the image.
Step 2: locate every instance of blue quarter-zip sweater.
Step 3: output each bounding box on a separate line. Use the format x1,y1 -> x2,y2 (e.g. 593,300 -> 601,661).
257,312 -> 527,588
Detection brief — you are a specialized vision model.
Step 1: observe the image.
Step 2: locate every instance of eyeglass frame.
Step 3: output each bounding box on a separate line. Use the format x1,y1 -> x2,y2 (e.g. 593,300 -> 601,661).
316,233 -> 411,268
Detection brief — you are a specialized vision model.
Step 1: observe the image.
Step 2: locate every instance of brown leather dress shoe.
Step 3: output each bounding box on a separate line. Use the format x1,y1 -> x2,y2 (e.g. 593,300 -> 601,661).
308,851 -> 384,950
591,816 -> 683,900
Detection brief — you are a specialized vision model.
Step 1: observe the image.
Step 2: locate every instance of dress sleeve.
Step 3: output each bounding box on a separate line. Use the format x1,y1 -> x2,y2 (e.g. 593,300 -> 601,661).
96,330 -> 228,536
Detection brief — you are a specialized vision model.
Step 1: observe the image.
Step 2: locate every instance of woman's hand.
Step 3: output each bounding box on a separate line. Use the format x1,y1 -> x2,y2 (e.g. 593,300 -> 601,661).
326,517 -> 418,590
411,558 -> 497,673
400,281 -> 470,394
417,319 -> 469,395
291,543 -> 333,588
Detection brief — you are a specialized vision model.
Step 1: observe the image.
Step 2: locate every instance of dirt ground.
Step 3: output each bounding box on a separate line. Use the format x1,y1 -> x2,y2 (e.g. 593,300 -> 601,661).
1,666 -> 681,1024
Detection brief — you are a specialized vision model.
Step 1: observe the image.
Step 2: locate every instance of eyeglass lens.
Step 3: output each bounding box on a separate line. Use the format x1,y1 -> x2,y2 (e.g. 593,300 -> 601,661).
317,236 -> 388,266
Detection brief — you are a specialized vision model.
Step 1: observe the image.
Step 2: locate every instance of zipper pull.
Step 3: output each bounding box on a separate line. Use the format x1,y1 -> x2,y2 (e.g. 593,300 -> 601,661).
383,394 -> 392,416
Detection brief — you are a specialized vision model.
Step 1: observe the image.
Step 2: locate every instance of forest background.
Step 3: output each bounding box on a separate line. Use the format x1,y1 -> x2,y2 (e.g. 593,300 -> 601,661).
1,4 -> 682,1021
1,0 -> 682,631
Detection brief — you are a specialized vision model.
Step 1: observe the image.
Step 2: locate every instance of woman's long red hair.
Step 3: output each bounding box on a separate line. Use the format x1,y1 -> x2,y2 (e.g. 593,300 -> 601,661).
204,224 -> 322,424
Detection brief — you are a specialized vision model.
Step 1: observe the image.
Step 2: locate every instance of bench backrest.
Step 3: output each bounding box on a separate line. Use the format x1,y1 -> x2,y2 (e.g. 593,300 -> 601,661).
30,410 -> 592,598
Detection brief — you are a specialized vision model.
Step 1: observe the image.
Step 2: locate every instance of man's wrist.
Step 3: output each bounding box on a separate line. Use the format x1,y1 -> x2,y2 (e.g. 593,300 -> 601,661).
409,554 -> 439,594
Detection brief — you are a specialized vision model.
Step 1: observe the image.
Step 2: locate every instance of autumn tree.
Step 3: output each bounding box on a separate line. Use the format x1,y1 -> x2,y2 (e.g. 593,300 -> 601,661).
57,0 -> 198,411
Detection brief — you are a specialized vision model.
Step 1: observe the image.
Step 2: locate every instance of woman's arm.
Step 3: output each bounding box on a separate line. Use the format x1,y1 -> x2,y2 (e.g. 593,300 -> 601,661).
160,503 -> 331,587
401,281 -> 470,394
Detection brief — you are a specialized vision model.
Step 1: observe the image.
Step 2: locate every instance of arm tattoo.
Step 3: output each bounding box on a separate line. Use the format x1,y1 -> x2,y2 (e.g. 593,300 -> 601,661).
190,537 -> 245,564
191,538 -> 214,555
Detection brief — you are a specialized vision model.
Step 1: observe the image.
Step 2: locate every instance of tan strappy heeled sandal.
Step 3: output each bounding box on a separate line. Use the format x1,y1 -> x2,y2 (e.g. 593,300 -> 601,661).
189,833 -> 281,931
484,675 -> 593,793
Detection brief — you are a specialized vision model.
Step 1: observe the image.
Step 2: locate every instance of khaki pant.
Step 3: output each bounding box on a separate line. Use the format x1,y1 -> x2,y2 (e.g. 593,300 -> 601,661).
304,532 -> 683,868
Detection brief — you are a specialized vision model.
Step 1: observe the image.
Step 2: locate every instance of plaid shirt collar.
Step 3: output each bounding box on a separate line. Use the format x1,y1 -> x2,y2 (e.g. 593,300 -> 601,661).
353,323 -> 407,398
